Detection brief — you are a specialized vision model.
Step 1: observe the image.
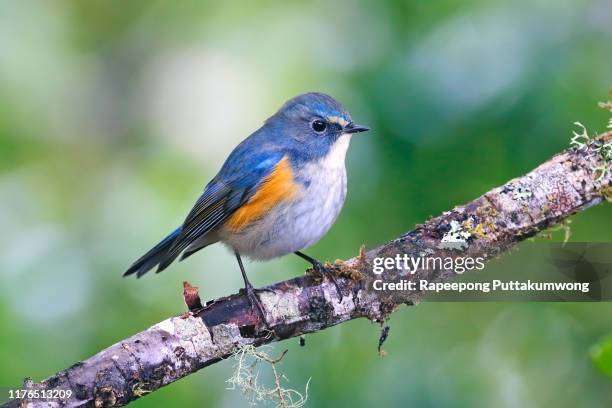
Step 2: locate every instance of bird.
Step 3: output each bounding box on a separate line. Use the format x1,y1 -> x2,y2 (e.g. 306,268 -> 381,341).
124,92 -> 369,321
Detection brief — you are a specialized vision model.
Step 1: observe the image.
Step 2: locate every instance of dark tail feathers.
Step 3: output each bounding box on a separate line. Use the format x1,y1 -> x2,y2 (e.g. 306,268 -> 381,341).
123,227 -> 182,278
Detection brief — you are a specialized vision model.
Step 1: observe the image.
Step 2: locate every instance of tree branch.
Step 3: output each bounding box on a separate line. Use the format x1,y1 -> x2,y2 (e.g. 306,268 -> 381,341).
4,134 -> 611,408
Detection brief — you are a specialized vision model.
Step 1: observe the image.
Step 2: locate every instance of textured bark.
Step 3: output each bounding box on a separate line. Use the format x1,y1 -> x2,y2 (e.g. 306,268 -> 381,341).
3,136 -> 611,408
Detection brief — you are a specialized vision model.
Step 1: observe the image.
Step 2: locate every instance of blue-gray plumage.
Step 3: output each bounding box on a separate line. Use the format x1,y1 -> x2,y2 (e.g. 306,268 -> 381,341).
124,92 -> 369,321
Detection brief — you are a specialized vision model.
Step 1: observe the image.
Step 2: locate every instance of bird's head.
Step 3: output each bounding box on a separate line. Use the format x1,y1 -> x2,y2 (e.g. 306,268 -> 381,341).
265,92 -> 369,160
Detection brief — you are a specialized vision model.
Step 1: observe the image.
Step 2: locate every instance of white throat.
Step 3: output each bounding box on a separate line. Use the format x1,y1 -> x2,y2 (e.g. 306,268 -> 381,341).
321,134 -> 352,169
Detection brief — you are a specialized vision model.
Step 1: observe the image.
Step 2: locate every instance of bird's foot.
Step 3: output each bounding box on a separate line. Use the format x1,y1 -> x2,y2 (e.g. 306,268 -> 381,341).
243,284 -> 270,327
311,261 -> 344,301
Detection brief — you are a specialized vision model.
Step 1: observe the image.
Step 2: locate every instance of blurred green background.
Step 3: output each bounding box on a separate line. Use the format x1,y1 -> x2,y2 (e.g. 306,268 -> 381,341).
1,0 -> 612,407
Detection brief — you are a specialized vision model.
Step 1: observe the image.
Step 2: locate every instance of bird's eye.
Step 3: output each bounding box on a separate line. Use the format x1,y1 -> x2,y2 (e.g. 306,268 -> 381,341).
311,119 -> 327,133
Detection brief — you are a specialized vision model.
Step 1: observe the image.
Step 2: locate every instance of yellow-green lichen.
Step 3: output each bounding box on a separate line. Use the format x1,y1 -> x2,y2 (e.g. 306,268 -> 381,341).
597,185 -> 612,203
570,121 -> 612,181
462,217 -> 486,239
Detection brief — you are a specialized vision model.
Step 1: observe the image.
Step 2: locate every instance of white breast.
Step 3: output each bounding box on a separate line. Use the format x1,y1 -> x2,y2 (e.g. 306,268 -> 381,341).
223,134 -> 352,260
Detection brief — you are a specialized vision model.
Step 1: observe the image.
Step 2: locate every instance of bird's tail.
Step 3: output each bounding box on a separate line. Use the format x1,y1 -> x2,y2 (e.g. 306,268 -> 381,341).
123,227 -> 182,278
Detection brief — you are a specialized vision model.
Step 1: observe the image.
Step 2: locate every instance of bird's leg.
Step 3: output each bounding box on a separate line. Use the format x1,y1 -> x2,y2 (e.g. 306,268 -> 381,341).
294,251 -> 344,300
235,252 -> 269,326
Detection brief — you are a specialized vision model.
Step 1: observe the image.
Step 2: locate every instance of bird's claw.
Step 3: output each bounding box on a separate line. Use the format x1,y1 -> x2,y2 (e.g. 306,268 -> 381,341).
312,261 -> 344,301
243,284 -> 269,327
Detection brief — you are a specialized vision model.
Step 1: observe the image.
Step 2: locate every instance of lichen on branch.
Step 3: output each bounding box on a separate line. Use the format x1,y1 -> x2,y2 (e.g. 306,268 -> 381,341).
226,345 -> 309,408
3,111 -> 612,408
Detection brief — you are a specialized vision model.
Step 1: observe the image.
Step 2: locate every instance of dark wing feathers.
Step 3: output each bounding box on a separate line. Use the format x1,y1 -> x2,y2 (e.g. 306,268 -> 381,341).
123,227 -> 182,277
156,183 -> 233,272
124,142 -> 285,278
156,177 -> 266,272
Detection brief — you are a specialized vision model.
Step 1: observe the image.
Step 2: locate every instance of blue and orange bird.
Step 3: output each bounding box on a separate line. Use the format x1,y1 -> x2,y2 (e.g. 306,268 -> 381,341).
124,92 -> 369,320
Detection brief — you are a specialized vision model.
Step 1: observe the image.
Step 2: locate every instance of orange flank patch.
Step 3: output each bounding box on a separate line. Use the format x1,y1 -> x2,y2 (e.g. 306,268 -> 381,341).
225,156 -> 299,232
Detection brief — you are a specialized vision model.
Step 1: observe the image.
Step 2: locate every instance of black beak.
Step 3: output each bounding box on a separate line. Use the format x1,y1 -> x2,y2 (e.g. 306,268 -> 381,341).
344,123 -> 370,134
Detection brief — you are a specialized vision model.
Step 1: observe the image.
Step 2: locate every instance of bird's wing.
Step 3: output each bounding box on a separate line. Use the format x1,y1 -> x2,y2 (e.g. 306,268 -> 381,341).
157,150 -> 288,271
